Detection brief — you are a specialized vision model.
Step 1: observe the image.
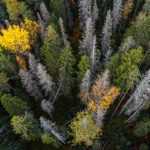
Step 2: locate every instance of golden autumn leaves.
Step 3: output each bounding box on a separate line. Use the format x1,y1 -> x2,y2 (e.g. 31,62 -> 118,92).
88,86 -> 120,112
80,71 -> 120,113
70,70 -> 120,146
0,25 -> 30,53
0,18 -> 39,54
0,19 -> 39,70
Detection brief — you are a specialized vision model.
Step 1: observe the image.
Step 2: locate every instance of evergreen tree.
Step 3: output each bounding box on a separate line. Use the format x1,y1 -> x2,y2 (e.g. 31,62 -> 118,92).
0,52 -> 17,74
58,47 -> 76,95
40,25 -> 60,78
78,55 -> 90,80
0,93 -> 29,116
41,132 -> 59,147
125,14 -> 150,47
49,0 -> 64,19
134,117 -> 150,137
108,47 -> 144,91
143,0 -> 150,14
4,0 -> 33,21
0,72 -> 9,86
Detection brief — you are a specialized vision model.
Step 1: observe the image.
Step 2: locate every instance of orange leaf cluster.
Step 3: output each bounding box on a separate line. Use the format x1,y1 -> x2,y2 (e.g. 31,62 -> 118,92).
16,55 -> 27,71
88,100 -> 97,112
86,71 -> 120,112
99,86 -> 120,110
80,91 -> 89,102
88,86 -> 120,112
90,75 -> 109,101
123,0 -> 134,19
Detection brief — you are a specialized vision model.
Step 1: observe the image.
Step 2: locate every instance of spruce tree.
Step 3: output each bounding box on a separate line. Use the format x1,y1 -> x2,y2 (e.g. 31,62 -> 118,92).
0,93 -> 29,116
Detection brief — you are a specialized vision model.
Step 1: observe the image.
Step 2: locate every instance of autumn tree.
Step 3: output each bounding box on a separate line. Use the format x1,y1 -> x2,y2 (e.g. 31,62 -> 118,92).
22,18 -> 40,46
123,0 -> 134,19
11,113 -> 41,141
87,71 -> 120,126
70,111 -> 101,146
0,25 -> 30,54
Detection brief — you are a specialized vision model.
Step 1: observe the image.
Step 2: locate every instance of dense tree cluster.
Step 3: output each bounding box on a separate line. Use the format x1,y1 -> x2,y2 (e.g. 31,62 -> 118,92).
0,0 -> 149,150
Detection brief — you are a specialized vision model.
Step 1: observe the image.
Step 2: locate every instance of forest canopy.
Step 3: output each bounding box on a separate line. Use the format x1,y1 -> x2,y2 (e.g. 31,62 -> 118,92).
0,0 -> 149,150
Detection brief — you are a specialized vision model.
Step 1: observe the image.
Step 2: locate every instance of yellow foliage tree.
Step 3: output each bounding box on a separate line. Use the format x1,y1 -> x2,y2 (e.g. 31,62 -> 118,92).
99,86 -> 120,110
90,75 -> 110,101
87,72 -> 120,112
123,0 -> 134,19
22,18 -> 40,46
70,111 -> 101,146
16,55 -> 27,70
0,25 -> 30,54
